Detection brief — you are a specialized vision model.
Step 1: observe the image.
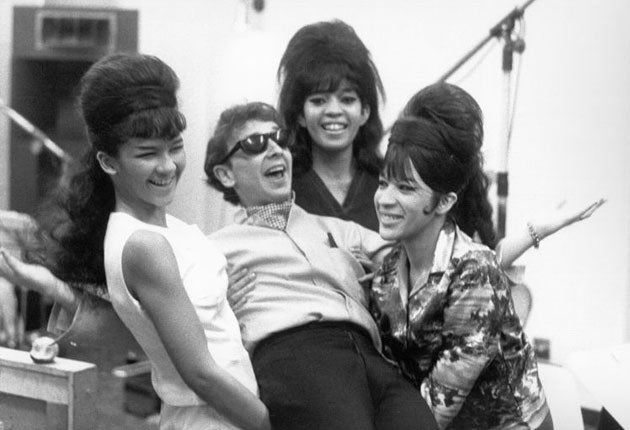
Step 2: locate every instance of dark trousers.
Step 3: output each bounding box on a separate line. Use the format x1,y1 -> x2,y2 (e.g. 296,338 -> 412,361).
252,321 -> 437,430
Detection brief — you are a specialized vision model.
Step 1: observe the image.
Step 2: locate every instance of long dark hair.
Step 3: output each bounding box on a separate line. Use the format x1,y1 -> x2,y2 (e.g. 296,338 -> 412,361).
277,20 -> 385,176
385,82 -> 497,249
31,53 -> 186,292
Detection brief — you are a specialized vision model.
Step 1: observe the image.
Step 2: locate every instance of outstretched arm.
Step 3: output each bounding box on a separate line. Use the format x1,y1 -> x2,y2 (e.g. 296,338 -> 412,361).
0,248 -> 132,353
0,248 -> 80,313
497,198 -> 605,267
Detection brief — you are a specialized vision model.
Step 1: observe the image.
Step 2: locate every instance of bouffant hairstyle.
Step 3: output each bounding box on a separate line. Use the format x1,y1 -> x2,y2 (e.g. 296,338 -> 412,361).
277,20 -> 385,176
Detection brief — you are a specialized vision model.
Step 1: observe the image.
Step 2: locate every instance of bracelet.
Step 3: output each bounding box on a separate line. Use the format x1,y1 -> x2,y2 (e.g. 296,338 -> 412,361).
527,222 -> 541,249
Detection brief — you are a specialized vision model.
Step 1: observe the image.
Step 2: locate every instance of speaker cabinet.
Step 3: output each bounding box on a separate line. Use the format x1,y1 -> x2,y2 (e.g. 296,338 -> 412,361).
9,6 -> 138,215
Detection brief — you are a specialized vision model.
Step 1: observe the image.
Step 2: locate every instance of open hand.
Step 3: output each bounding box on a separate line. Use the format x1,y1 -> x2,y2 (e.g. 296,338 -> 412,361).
0,248 -> 61,298
226,265 -> 257,310
532,198 -> 606,239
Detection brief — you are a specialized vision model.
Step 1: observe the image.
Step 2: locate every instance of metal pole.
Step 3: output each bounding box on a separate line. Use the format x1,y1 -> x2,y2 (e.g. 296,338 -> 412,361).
438,0 -> 538,83
0,97 -> 71,163
436,0 -> 537,239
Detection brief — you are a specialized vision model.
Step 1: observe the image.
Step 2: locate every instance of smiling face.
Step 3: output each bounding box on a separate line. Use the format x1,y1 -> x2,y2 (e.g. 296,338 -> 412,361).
99,135 -> 186,222
214,120 -> 293,207
299,80 -> 370,156
374,159 -> 441,244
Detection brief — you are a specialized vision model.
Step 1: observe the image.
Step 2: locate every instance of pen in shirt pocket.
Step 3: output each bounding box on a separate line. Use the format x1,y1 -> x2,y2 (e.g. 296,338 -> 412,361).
327,232 -> 338,248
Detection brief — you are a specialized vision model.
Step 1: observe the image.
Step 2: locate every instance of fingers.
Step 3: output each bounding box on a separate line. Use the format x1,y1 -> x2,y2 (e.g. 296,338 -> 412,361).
230,279 -> 255,302
357,273 -> 375,283
579,198 -> 606,220
227,270 -> 257,309
0,249 -> 59,297
348,247 -> 377,272
550,197 -> 607,229
0,249 -> 19,283
0,247 -> 23,272
231,271 -> 256,292
229,267 -> 252,285
0,248 -> 31,286
357,258 -> 376,272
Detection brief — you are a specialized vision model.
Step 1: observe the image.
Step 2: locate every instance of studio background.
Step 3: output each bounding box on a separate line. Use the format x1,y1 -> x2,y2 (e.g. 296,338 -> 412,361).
1,0 -> 628,408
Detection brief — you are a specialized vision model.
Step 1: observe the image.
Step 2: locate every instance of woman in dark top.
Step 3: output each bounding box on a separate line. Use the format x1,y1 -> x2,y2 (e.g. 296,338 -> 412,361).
277,19 -> 384,231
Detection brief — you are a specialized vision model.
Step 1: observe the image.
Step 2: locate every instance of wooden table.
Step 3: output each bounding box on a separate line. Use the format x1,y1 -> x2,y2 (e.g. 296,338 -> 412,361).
0,346 -> 97,430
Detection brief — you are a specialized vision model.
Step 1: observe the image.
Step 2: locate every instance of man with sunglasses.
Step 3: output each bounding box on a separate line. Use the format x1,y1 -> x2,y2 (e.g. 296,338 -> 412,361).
205,102 -> 437,430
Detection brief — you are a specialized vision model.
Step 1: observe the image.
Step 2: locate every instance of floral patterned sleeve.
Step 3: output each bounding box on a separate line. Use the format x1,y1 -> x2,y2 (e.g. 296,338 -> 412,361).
421,252 -> 506,429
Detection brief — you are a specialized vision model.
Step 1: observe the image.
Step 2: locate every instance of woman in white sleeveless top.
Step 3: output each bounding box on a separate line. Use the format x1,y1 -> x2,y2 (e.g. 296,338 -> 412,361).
34,53 -> 269,430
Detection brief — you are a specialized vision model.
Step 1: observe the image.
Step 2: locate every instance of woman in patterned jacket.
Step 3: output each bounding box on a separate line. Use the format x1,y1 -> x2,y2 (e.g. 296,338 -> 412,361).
370,82 -> 553,430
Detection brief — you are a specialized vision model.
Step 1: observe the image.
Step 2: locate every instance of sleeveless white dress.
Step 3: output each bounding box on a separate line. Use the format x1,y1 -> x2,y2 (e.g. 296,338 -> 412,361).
104,212 -> 257,429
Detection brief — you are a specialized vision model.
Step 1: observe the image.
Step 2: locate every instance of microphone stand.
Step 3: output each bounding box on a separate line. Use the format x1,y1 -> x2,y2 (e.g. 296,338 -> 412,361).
0,97 -> 71,163
438,0 -> 538,239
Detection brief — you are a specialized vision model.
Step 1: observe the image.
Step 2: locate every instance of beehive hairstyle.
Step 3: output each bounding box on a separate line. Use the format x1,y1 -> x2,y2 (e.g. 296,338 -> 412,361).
277,20 -> 385,175
385,82 -> 497,248
32,53 -> 186,290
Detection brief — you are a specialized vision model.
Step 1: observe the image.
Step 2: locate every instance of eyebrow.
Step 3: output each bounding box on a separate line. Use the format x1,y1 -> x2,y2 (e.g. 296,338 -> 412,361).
134,142 -> 159,150
243,127 -> 279,139
134,136 -> 183,149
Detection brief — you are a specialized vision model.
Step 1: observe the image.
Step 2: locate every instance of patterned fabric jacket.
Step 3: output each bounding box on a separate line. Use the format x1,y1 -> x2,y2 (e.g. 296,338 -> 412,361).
370,222 -> 549,430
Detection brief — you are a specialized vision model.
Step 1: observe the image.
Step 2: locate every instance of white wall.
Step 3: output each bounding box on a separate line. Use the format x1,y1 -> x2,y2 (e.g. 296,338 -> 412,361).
1,0 -> 628,366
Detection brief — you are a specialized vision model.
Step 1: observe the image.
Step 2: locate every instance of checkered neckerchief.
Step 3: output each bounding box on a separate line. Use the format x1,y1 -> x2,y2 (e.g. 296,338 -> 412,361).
245,198 -> 293,231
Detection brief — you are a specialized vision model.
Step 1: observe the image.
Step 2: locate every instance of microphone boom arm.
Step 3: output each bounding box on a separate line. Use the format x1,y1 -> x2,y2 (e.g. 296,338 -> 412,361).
438,0 -> 538,82
0,97 -> 71,162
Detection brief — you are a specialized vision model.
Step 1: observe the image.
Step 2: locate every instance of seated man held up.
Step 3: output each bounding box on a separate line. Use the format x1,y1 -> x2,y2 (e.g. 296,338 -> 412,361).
204,101 -> 436,430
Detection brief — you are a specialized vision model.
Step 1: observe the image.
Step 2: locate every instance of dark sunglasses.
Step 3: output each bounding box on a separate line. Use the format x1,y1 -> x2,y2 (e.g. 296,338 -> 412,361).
220,129 -> 291,164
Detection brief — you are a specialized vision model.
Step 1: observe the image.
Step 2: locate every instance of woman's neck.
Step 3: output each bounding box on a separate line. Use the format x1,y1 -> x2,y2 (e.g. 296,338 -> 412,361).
115,198 -> 167,227
311,145 -> 355,181
402,218 -> 445,288
311,146 -> 356,204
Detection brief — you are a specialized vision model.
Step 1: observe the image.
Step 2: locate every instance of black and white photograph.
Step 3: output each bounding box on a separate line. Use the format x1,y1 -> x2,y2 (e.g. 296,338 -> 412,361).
0,1 -> 627,429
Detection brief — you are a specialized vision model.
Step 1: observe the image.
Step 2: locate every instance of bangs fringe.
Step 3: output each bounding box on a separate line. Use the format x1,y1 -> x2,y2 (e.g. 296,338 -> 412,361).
116,106 -> 186,140
383,142 -> 414,183
302,62 -> 360,95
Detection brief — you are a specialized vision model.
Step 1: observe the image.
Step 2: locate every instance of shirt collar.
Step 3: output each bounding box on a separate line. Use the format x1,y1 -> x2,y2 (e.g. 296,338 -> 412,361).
389,220 -> 457,301
431,220 -> 457,274
395,220 -> 458,277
